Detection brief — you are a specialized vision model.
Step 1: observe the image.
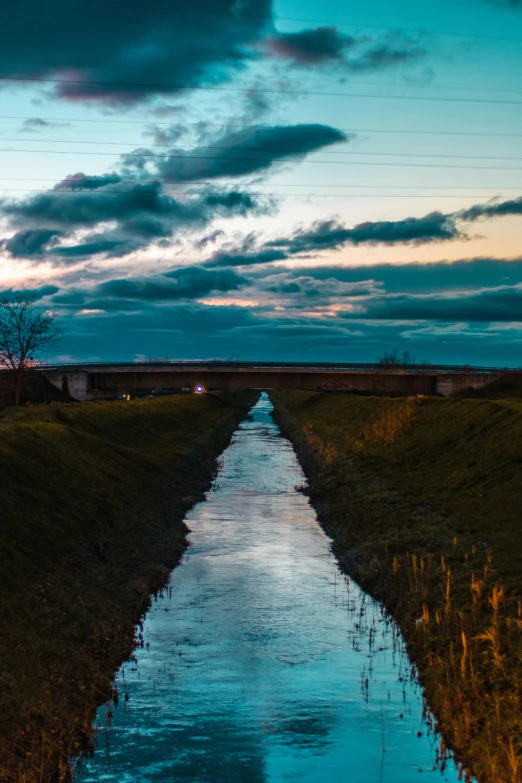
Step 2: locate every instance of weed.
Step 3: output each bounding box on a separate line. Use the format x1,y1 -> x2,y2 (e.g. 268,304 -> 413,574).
270,390 -> 522,783
0,391 -> 257,782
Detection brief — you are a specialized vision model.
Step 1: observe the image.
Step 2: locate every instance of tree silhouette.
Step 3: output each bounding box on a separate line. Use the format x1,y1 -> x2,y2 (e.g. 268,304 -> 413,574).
0,294 -> 60,405
377,348 -> 416,366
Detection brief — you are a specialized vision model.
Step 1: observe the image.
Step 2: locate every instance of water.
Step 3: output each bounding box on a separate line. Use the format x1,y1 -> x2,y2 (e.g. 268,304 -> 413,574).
78,394 -> 460,783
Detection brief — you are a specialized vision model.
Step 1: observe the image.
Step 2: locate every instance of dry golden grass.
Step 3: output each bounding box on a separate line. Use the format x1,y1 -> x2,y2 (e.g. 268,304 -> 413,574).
271,390 -> 522,783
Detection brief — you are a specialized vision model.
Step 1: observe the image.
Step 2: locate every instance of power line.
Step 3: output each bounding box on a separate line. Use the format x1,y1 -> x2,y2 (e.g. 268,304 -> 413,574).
0,177 -> 520,190
3,74 -> 522,105
2,147 -> 522,171
0,188 -> 517,199
2,115 -> 521,139
2,136 -> 522,162
16,0 -> 521,45
1,61 -> 520,98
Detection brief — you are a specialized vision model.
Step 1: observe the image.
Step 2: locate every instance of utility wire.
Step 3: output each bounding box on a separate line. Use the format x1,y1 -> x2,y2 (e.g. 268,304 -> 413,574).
13,0 -> 521,44
0,188 -> 517,199
2,136 -> 522,162
2,116 -> 521,138
0,177 -> 519,190
2,147 -> 522,170
1,61 -> 520,97
3,75 -> 522,105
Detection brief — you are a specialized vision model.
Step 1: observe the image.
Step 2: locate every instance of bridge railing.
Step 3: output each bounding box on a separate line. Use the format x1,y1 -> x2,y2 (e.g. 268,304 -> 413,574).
35,360 -> 519,375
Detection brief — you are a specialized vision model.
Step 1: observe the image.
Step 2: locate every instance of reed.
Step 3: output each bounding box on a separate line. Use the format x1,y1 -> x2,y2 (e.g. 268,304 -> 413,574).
271,390 -> 522,783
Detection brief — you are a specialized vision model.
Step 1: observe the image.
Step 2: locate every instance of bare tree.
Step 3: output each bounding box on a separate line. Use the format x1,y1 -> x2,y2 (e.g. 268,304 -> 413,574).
377,348 -> 416,366
0,294 -> 60,405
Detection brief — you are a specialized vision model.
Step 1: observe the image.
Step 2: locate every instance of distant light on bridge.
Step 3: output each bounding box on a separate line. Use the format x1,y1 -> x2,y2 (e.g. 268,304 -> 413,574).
195,385 -> 204,394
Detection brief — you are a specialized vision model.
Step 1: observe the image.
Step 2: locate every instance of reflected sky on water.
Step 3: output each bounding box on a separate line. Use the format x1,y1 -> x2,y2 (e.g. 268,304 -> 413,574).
78,394 -> 460,783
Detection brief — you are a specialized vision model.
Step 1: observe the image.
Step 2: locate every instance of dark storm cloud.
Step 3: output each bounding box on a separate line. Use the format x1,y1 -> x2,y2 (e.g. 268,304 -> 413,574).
347,286 -> 522,322
261,272 -> 377,299
207,196 -> 522,267
52,238 -> 131,258
53,298 -> 364,353
459,197 -> 522,222
50,296 -> 522,367
1,180 -> 264,260
207,213 -> 461,267
1,120 -> 344,262
96,267 -> 247,302
207,248 -> 286,267
278,214 -> 460,250
2,182 -> 177,229
271,258 -> 522,294
265,28 -> 424,68
53,173 -> 123,191
0,0 -> 274,105
266,28 -> 351,64
41,258 -> 522,366
1,228 -> 63,258
51,267 -> 246,310
0,284 -> 60,300
122,124 -> 348,183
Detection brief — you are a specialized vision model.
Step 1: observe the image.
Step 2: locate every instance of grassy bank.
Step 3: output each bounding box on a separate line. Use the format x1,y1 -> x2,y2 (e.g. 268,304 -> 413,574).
271,391 -> 522,783
0,391 -> 257,783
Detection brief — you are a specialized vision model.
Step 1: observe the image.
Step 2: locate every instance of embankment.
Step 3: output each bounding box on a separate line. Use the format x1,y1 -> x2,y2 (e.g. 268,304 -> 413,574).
271,391 -> 522,783
0,391 -> 257,783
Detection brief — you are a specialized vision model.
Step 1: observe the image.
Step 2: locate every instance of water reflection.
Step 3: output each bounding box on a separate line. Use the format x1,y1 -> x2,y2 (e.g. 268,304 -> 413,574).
78,394 -> 460,783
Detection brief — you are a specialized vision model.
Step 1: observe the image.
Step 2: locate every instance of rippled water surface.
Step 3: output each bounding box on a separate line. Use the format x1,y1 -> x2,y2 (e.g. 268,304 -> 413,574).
79,394 -> 460,783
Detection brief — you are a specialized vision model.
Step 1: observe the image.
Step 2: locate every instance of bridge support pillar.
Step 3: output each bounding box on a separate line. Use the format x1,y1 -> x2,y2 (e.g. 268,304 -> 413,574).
435,373 -> 504,397
42,370 -> 90,402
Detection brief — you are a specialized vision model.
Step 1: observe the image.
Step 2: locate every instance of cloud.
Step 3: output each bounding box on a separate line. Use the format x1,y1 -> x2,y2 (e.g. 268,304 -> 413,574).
18,118 -> 72,133
207,212 -> 461,267
51,267 -> 247,312
0,284 -> 60,300
0,117 -> 350,262
260,271 -> 378,299
0,118 -> 346,263
265,28 -> 424,69
44,291 -> 522,368
341,286 -> 522,323
266,27 -> 351,65
0,179 -> 264,260
240,259 -> 522,321
196,229 -> 225,248
1,228 -> 64,258
53,172 -> 124,191
122,124 -> 348,183
459,197 -> 522,222
0,0 -> 275,105
276,213 -> 460,249
37,255 -> 522,366
142,124 -> 187,146
206,196 -> 522,267
95,266 -> 247,302
270,258 -> 522,294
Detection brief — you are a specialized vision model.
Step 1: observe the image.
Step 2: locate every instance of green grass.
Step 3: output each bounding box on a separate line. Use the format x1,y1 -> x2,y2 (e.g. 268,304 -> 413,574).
271,391 -> 522,783
0,392 -> 257,783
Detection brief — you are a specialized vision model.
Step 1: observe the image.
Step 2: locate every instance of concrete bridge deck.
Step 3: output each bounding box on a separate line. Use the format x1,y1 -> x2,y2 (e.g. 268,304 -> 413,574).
38,361 -> 514,401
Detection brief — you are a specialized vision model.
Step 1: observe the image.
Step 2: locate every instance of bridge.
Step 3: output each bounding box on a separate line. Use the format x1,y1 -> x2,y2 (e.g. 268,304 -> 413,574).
39,361 -> 513,401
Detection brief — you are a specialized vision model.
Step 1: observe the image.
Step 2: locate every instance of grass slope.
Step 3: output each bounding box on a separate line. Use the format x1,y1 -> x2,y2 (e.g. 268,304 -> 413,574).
271,391 -> 522,783
0,392 -> 257,783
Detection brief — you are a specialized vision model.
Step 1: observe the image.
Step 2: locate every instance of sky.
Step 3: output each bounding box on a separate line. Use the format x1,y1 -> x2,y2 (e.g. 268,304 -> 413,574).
0,0 -> 522,366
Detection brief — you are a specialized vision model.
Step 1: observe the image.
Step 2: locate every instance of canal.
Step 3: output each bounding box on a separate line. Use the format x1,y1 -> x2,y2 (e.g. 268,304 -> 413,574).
78,394 -> 460,782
